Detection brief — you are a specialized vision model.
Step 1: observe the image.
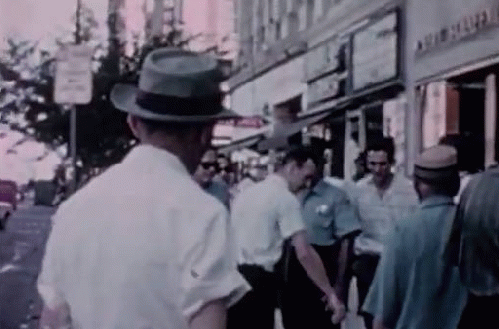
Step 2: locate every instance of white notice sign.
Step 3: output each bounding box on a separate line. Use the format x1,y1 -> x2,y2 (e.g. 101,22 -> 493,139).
54,44 -> 93,104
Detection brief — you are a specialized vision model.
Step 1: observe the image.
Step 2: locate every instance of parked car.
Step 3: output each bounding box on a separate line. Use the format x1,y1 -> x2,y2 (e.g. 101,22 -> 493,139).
0,180 -> 17,230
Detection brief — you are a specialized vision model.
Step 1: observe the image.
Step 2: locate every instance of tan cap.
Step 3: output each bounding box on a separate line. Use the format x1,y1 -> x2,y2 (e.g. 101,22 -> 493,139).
414,145 -> 458,181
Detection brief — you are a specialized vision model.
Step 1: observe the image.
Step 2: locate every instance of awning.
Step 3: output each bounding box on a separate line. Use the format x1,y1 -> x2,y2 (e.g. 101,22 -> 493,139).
258,111 -> 331,151
218,135 -> 264,153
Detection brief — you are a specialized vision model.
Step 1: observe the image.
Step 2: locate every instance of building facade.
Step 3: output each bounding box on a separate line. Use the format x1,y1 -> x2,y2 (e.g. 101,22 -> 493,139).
229,0 -> 408,180
406,0 -> 499,172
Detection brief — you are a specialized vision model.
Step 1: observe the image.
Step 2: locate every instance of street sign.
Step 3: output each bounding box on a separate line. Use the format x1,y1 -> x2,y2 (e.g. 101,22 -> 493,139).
54,44 -> 93,104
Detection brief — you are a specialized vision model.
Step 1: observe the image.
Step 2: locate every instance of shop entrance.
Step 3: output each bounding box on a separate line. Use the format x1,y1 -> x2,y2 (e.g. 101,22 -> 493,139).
447,62 -> 499,171
345,104 -> 384,180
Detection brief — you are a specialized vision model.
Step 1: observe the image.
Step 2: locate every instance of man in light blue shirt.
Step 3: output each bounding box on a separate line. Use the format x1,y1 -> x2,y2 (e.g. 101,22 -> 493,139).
280,158 -> 361,329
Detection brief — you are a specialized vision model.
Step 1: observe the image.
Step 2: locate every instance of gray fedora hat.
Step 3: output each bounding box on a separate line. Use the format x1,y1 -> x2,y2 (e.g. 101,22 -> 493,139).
111,47 -> 239,122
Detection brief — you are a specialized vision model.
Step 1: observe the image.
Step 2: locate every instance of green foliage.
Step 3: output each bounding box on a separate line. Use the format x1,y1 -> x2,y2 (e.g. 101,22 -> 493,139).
0,24 -> 198,173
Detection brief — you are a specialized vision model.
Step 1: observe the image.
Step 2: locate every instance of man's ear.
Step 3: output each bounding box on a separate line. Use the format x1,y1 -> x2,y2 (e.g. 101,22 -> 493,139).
127,114 -> 142,139
284,160 -> 296,176
199,123 -> 215,147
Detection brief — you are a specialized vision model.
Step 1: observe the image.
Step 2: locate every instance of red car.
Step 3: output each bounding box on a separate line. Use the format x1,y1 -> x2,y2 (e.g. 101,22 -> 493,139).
0,180 -> 17,230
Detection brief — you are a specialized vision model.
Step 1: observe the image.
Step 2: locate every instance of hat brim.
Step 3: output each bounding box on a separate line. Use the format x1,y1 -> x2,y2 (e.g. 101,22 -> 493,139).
414,165 -> 458,181
110,84 -> 240,122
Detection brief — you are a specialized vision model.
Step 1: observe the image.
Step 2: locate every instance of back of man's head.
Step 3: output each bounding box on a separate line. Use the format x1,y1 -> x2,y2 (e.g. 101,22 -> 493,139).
138,117 -> 213,137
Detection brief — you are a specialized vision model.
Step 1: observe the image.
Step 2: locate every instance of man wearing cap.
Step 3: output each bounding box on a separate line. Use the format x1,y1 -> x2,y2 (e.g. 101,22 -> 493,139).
37,48 -> 250,329
362,145 -> 468,329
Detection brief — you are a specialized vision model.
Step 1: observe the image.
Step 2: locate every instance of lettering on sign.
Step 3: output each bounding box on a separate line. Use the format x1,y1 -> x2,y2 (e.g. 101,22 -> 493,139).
416,5 -> 499,55
54,44 -> 93,104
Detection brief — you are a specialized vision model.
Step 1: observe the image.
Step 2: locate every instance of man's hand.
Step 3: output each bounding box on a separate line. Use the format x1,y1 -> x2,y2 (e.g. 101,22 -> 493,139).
322,292 -> 347,324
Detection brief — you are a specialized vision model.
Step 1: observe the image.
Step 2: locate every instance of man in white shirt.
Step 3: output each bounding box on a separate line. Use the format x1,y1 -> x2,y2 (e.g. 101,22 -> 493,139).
37,48 -> 250,329
228,147 -> 346,329
349,137 -> 418,329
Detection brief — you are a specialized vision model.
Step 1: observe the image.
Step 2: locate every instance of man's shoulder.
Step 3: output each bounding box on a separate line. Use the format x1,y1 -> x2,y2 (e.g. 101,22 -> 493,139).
317,180 -> 349,201
391,173 -> 415,190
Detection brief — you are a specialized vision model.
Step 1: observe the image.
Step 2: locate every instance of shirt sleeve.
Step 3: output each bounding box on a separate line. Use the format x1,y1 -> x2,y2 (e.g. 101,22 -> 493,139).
277,192 -> 306,239
362,229 -> 403,328
333,191 -> 362,239
180,206 -> 251,320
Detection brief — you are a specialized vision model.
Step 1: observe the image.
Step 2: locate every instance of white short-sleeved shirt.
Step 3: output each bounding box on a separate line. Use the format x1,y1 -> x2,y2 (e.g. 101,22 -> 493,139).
231,174 -> 306,272
351,173 -> 419,255
37,145 -> 250,329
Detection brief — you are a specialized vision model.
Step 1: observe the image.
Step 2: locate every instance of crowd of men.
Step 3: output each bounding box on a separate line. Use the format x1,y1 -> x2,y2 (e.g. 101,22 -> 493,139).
35,48 -> 499,329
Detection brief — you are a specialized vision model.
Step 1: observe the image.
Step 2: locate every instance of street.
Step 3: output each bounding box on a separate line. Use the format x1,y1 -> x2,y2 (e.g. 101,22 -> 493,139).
0,202 -> 55,329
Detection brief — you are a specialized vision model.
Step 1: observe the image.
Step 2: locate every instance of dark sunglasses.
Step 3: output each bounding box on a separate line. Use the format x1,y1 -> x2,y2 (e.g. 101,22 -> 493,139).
201,162 -> 219,170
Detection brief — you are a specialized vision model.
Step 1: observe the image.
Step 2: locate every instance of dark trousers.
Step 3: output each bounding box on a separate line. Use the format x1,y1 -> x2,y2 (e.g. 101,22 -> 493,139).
458,293 -> 499,329
351,254 -> 380,329
279,244 -> 341,329
227,265 -> 277,329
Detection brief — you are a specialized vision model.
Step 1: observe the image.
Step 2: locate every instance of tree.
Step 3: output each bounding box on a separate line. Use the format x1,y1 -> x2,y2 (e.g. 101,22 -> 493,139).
0,12 -> 203,186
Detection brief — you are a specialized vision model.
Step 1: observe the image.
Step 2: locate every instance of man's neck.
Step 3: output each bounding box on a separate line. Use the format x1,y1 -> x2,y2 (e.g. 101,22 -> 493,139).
141,138 -> 198,174
375,173 -> 394,198
276,170 -> 292,192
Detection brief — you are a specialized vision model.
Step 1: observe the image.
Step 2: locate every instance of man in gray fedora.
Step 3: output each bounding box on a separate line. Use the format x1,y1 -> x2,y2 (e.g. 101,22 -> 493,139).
37,48 -> 250,329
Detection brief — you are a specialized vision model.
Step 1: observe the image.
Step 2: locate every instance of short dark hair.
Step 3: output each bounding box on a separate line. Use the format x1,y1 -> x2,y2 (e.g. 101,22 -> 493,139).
282,147 -> 321,168
139,117 -> 212,136
366,137 -> 395,165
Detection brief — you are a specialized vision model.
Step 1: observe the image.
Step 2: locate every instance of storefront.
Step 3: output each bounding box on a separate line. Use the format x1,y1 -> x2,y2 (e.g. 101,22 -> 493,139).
226,53 -> 308,164
408,0 -> 499,170
304,7 -> 406,180
230,54 -> 308,121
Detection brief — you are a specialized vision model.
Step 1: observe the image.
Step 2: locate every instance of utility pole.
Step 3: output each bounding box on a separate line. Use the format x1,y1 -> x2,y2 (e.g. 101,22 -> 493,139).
75,0 -> 82,44
69,0 -> 82,194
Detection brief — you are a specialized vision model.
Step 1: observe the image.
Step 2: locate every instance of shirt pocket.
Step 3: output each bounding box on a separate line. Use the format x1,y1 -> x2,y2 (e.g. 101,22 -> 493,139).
312,205 -> 334,228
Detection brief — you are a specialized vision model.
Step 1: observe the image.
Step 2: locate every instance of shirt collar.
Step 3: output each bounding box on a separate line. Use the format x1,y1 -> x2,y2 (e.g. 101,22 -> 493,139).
125,144 -> 190,176
309,179 -> 329,196
421,195 -> 454,208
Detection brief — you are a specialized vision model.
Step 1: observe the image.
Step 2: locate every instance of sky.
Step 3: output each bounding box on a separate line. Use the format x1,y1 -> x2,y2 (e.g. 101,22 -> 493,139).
0,0 -> 109,50
0,0 -> 95,183
0,0 -> 232,183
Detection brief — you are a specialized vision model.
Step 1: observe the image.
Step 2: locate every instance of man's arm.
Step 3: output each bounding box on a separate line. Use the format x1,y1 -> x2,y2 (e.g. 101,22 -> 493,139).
189,299 -> 227,329
291,231 -> 346,322
333,238 -> 351,302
